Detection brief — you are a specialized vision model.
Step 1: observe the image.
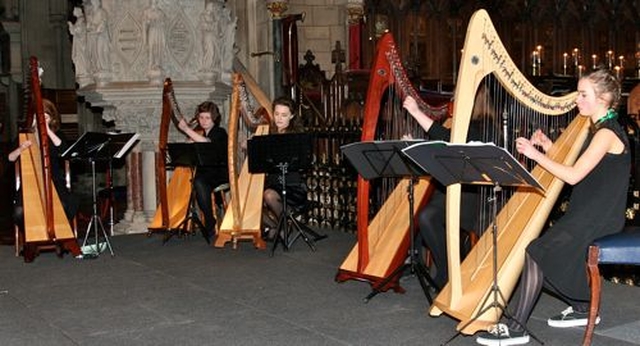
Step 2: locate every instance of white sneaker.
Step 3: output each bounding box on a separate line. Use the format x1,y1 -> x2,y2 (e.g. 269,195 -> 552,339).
476,323 -> 530,346
547,306 -> 600,328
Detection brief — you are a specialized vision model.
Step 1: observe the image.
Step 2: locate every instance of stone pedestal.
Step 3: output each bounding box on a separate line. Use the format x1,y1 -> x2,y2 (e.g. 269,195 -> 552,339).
74,0 -> 236,234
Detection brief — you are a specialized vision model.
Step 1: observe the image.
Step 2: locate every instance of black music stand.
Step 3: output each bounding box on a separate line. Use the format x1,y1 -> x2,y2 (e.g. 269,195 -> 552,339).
341,139 -> 440,305
165,142 -> 227,244
248,133 -> 322,256
62,131 -> 139,257
401,141 -> 544,345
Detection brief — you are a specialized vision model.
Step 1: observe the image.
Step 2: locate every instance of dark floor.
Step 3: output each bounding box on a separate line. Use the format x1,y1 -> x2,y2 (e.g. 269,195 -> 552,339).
1,227 -> 639,346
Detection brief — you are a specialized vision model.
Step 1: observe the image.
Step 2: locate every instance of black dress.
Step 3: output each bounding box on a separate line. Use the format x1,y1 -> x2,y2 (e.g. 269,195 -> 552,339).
527,118 -> 630,300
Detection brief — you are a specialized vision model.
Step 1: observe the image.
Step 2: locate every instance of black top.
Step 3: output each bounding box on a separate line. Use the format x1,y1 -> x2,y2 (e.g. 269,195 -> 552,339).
195,126 -> 229,185
527,117 -> 631,300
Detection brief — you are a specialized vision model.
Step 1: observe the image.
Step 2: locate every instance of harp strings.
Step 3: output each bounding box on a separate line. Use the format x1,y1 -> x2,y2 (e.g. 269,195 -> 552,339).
473,74 -> 578,237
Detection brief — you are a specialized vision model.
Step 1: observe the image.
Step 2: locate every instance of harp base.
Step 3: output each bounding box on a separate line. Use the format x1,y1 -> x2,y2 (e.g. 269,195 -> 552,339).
214,231 -> 266,250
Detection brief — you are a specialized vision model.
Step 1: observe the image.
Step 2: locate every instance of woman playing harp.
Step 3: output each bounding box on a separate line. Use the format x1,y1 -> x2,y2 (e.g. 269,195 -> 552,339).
403,83 -> 499,290
12,58 -> 83,262
430,9 -> 588,335
335,32 -> 450,292
476,69 -> 629,345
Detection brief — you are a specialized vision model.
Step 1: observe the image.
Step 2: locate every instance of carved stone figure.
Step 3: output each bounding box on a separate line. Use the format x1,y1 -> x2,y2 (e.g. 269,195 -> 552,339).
199,2 -> 217,72
87,0 -> 110,75
68,7 -> 90,85
219,6 -> 237,77
143,0 -> 166,71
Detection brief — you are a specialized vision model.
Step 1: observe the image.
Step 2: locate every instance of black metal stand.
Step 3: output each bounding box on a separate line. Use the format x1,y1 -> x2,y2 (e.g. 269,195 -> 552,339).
81,159 -> 114,257
163,168 -> 209,244
363,177 -> 439,304
441,184 -> 543,345
270,162 -> 320,256
341,140 -> 440,304
401,141 -> 545,345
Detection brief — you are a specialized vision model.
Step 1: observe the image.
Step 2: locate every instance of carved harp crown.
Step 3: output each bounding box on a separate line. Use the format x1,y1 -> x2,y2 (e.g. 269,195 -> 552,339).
430,9 -> 589,334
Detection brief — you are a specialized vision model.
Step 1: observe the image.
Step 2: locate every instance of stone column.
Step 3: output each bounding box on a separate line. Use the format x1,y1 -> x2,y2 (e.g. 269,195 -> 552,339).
266,0 -> 288,98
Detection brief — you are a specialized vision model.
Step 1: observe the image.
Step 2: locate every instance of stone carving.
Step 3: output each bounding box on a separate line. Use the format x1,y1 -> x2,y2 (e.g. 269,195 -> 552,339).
86,0 -> 111,84
198,1 -> 217,83
68,6 -> 91,86
142,0 -> 166,83
219,5 -> 237,84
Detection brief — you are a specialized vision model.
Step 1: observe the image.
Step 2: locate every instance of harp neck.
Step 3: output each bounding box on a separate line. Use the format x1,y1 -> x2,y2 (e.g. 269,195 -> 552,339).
451,9 -> 577,144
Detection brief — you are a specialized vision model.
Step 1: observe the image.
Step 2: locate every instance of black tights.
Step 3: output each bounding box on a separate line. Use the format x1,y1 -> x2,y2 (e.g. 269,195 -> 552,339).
508,253 -> 544,331
263,188 -> 282,229
508,253 -> 590,332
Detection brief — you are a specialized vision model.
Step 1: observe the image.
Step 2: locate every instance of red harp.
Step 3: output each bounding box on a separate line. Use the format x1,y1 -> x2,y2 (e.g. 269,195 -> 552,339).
335,33 -> 450,291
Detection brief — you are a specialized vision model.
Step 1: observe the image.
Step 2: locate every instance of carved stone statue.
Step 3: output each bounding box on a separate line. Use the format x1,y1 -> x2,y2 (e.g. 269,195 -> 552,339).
68,7 -> 90,86
87,0 -> 111,79
199,2 -> 217,73
143,0 -> 166,72
219,6 -> 237,81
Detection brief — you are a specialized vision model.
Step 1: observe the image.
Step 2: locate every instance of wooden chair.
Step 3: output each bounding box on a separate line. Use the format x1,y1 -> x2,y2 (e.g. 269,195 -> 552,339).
584,226 -> 640,345
212,182 -> 230,231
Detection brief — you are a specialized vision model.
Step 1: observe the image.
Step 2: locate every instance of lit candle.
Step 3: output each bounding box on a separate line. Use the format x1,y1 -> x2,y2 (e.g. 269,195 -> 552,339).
592,54 -> 598,70
619,55 -> 625,71
606,50 -> 614,69
614,66 -> 621,79
573,48 -> 580,66
563,52 -> 568,75
577,65 -> 584,78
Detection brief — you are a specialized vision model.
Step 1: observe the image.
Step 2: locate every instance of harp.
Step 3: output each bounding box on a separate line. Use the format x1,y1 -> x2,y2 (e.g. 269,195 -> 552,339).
335,33 -> 450,290
430,9 -> 587,334
214,59 -> 271,249
148,78 -> 193,233
17,56 -> 81,262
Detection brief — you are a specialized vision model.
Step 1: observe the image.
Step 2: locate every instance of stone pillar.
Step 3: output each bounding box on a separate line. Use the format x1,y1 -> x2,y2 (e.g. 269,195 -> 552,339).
266,0 -> 288,98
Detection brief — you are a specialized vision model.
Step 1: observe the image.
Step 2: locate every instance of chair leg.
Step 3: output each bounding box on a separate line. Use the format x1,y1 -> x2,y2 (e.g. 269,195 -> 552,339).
583,244 -> 601,346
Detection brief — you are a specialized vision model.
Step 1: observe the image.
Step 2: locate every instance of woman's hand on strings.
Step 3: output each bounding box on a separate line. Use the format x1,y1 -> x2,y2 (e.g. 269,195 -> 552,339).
530,129 -> 552,152
515,137 -> 542,161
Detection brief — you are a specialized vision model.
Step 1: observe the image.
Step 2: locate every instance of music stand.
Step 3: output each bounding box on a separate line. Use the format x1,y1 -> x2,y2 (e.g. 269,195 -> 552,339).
62,131 -> 139,257
247,133 -> 321,256
401,141 -> 544,345
341,139 -> 440,304
165,142 -> 227,244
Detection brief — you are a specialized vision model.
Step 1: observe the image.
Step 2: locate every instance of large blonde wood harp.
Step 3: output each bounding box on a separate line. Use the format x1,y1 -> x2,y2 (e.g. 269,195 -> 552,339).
17,56 -> 81,262
335,33 -> 450,290
214,60 -> 271,249
148,78 -> 192,233
430,10 -> 588,334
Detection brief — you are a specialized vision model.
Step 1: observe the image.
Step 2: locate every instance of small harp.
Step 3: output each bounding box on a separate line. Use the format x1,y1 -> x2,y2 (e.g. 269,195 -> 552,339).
214,59 -> 271,249
148,78 -> 193,233
17,56 -> 81,261
335,33 -> 450,290
430,10 -> 587,334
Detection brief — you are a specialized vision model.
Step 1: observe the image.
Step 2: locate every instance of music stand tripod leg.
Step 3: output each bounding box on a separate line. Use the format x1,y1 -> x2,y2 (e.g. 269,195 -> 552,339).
364,179 -> 435,304
441,184 -> 543,345
270,209 -> 290,256
81,159 -> 114,257
286,215 -> 316,251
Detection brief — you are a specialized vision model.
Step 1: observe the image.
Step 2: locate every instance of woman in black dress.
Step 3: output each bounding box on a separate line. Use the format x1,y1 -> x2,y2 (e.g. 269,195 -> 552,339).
177,101 -> 228,243
477,69 -> 630,345
261,96 -> 307,240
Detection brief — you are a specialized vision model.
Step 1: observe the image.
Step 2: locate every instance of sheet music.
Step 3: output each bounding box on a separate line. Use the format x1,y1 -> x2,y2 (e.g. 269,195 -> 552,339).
62,132 -> 139,160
